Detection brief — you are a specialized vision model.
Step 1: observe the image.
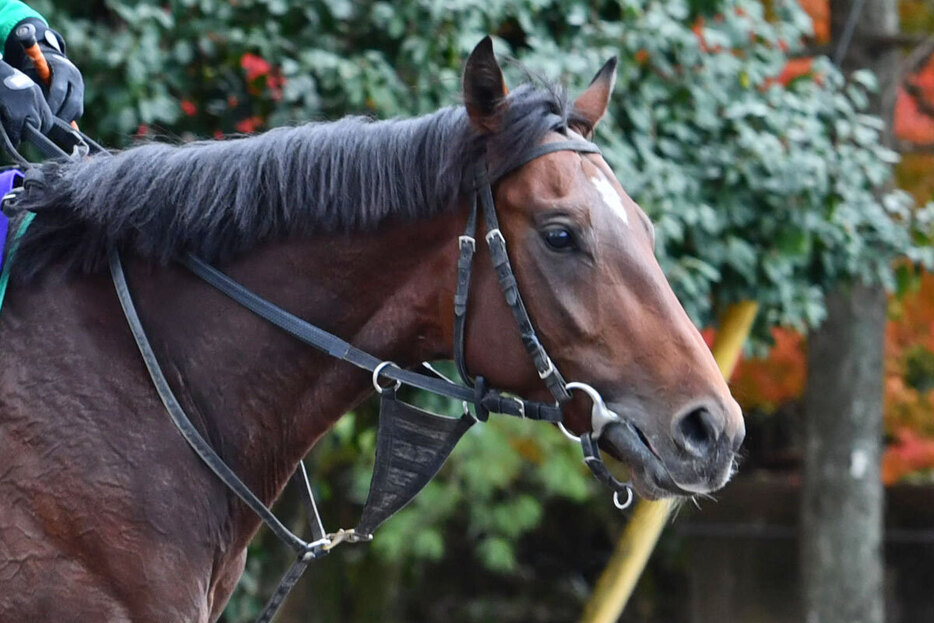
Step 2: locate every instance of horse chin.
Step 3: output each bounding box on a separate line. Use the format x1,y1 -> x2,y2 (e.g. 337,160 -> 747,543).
598,420 -> 693,500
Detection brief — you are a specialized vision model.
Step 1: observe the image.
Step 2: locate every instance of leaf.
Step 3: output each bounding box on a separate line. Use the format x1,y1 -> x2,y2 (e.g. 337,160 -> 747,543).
477,537 -> 517,573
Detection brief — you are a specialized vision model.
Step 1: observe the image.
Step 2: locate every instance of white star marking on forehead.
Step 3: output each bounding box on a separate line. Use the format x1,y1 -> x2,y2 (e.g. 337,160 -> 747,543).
589,174 -> 629,227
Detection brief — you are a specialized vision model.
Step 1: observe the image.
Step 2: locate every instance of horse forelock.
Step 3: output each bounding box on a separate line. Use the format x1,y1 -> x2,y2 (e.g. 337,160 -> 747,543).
10,82 -> 569,280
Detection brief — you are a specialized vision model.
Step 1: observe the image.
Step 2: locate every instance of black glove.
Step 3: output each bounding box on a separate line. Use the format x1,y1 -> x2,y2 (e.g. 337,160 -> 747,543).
3,18 -> 84,123
0,59 -> 52,145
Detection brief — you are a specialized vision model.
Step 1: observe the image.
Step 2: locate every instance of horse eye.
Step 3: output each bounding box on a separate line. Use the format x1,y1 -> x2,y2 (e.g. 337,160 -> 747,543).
542,227 -> 577,251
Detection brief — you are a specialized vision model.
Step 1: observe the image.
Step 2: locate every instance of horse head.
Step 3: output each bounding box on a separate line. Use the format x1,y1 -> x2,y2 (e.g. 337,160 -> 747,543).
458,38 -> 744,499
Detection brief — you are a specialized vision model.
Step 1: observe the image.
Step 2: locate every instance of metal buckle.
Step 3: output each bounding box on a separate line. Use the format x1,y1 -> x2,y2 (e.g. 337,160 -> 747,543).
485,228 -> 505,245
511,396 -> 525,419
300,536 -> 333,561
1,187 -> 23,214
458,235 -> 476,252
613,488 -> 634,510
322,528 -> 371,552
557,421 -> 580,443
537,356 -> 555,380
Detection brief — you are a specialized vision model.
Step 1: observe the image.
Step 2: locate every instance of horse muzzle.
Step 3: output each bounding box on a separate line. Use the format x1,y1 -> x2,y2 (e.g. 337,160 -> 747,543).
598,415 -> 739,500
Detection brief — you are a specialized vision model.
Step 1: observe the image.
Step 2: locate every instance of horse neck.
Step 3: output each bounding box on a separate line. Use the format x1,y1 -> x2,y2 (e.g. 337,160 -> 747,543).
131,209 -> 463,539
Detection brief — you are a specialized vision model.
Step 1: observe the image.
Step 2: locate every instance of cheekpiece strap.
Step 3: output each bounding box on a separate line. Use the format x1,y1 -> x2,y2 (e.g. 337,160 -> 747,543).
452,193 -> 478,386
475,162 -> 572,404
452,138 -> 599,404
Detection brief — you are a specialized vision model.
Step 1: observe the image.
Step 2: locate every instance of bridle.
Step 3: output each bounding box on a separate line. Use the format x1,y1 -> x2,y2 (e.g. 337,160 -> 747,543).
3,122 -> 636,623
453,139 -> 594,406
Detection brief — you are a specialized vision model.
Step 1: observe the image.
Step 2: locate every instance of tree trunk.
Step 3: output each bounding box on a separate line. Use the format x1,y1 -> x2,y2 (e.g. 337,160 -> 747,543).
804,285 -> 886,623
802,3 -> 899,623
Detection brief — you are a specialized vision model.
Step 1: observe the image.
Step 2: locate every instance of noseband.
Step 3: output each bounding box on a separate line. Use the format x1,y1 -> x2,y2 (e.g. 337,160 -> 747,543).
5,127 -> 634,623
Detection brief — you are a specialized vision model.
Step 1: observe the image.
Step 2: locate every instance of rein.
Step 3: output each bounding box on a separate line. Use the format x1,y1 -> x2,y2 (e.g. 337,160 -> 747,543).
2,123 -> 635,623
182,253 -> 564,422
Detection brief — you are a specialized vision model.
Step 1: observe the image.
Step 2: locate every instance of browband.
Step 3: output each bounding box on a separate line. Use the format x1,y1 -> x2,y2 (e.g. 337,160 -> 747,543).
494,139 -> 601,182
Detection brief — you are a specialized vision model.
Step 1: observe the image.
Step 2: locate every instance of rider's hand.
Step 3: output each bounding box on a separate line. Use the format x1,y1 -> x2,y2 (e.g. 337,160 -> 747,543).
3,18 -> 84,123
0,60 -> 53,145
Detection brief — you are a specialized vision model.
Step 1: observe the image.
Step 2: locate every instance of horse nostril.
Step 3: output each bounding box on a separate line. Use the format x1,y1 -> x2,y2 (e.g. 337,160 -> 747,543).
672,405 -> 722,458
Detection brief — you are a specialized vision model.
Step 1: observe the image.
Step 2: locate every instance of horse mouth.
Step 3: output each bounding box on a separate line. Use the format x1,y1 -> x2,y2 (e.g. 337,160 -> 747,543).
598,419 -> 701,500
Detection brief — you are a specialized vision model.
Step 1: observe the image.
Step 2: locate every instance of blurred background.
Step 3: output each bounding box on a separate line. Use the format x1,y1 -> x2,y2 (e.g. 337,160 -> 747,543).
13,0 -> 934,621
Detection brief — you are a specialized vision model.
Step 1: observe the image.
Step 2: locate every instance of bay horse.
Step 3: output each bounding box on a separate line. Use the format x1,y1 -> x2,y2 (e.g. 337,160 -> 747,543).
0,38 -> 743,621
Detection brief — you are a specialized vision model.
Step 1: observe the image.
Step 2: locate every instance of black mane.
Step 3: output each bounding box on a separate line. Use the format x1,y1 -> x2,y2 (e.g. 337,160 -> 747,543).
11,83 -> 571,279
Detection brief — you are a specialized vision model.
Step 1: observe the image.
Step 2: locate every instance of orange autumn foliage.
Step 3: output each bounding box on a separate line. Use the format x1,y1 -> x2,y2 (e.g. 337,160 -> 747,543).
774,57 -> 814,85
883,427 -> 934,483
892,0 -> 934,145
895,80 -> 934,145
724,270 -> 934,483
797,0 -> 831,43
730,328 -> 806,411
715,0 -> 934,483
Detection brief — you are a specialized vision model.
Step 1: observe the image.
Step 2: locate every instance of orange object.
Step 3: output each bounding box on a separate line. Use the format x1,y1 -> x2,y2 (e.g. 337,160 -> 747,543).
23,43 -> 51,84
14,23 -> 78,130
14,23 -> 50,83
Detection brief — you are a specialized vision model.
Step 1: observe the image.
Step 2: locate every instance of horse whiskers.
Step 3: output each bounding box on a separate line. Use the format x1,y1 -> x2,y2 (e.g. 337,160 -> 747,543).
669,498 -> 687,521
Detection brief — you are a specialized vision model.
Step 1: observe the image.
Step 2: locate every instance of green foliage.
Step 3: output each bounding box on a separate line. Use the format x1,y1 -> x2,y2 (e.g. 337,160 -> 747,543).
904,344 -> 934,393
34,0 -> 932,338
317,374 -> 595,576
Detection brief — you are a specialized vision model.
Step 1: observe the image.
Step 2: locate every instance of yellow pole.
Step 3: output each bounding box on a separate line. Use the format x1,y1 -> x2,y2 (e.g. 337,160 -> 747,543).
579,300 -> 759,623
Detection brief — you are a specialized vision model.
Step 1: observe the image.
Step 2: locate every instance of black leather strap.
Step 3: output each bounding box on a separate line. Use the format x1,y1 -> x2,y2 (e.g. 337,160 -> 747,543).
581,432 -> 632,496
254,553 -> 321,623
476,160 -> 574,404
452,139 -> 600,405
110,248 -> 314,554
496,140 -> 601,180
182,254 -> 565,423
452,193 -> 478,386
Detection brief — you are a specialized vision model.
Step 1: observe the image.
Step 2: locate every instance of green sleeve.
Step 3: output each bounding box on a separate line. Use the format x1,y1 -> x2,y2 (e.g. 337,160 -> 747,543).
0,1 -> 47,60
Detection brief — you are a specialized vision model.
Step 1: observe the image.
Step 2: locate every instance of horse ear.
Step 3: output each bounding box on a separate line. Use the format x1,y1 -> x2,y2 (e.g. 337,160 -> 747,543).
463,36 -> 509,133
571,57 -> 618,137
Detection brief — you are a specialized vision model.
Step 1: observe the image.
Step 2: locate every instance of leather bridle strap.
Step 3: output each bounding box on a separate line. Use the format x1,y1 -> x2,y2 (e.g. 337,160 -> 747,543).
453,139 -> 601,404
498,139 -> 602,178
109,248 -> 322,556
183,254 -> 565,423
452,192 -> 478,387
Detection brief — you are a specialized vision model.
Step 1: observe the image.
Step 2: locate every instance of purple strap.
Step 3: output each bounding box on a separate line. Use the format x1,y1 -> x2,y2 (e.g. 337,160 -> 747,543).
0,168 -> 23,274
